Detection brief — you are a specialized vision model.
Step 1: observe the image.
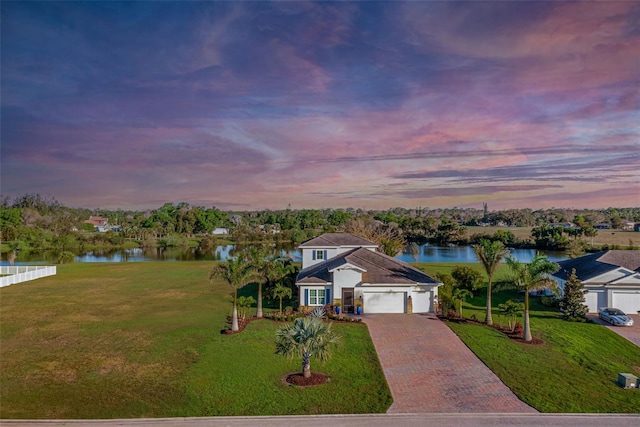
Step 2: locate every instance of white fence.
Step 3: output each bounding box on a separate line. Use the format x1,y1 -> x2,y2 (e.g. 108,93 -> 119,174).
0,265 -> 57,288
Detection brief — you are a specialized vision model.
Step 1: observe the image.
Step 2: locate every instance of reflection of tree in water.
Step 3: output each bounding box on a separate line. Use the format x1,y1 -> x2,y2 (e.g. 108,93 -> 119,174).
408,242 -> 420,263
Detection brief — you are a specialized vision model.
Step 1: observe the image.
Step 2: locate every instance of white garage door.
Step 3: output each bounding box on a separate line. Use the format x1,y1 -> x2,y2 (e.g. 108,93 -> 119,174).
611,291 -> 640,314
585,292 -> 599,313
363,292 -> 406,314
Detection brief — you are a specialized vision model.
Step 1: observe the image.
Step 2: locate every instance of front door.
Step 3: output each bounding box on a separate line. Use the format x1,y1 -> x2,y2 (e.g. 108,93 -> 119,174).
342,288 -> 354,313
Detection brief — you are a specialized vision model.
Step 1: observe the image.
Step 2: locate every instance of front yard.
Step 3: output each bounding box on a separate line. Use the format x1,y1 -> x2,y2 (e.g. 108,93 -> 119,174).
415,262 -> 640,413
0,262 -> 391,419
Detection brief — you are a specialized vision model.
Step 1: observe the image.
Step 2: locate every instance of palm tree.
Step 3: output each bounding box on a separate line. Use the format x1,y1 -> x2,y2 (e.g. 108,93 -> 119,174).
246,246 -> 270,318
504,254 -> 559,341
452,287 -> 472,318
209,255 -> 261,332
261,254 -> 297,313
275,317 -> 339,378
472,239 -> 509,325
272,283 -> 292,314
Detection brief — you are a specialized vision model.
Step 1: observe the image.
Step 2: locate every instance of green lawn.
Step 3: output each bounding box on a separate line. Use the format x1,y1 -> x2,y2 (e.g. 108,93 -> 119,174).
418,262 -> 640,413
0,262 -> 391,419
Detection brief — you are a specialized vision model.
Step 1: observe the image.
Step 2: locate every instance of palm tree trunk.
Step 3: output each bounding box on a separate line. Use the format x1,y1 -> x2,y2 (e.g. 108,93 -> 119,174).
257,282 -> 263,318
486,278 -> 493,325
302,352 -> 311,378
523,292 -> 532,341
231,304 -> 239,331
279,296 -> 283,314
231,288 -> 239,331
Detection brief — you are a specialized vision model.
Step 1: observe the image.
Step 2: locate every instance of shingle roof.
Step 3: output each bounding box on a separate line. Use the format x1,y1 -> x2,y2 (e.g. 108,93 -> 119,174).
296,247 -> 440,286
299,233 -> 377,248
553,250 -> 640,281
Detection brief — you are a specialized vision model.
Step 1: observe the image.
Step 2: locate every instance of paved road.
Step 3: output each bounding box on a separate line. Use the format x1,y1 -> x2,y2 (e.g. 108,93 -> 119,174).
588,313 -> 640,347
362,313 -> 536,413
4,414 -> 640,427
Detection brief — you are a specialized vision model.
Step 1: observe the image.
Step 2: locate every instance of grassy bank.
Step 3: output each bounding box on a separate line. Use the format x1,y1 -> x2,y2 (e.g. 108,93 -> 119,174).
0,262 -> 391,418
428,272 -> 640,413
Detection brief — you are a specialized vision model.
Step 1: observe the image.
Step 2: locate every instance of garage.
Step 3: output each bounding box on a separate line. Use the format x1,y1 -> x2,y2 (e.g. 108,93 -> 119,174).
363,291 -> 406,314
610,291 -> 640,314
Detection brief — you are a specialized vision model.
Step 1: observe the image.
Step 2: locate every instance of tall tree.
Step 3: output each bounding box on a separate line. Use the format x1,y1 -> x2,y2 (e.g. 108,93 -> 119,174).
275,317 -> 339,378
472,239 -> 509,325
560,269 -> 588,322
209,255 -> 261,331
504,254 -> 559,341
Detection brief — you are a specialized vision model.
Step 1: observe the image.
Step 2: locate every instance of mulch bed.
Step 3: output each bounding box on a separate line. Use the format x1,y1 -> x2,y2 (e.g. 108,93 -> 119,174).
283,372 -> 330,387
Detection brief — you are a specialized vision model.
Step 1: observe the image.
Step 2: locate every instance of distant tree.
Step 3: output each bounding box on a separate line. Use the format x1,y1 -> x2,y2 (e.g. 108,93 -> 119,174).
327,210 -> 352,227
560,269 -> 588,322
473,239 -> 509,325
504,254 -> 559,341
275,316 -> 339,379
57,251 -> 75,264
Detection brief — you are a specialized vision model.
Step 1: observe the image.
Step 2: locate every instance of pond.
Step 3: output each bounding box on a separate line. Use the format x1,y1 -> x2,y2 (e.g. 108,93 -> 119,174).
1,244 -> 568,265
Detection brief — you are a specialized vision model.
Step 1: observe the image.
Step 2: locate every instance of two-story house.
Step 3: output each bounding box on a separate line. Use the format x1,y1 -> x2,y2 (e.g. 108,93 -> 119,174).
295,233 -> 441,314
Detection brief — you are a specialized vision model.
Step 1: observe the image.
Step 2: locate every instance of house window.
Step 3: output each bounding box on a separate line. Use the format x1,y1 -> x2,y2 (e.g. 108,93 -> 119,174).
315,250 -> 324,260
310,289 -> 325,305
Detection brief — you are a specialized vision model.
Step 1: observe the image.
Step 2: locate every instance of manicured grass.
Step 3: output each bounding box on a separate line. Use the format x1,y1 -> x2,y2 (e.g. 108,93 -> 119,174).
443,287 -> 640,413
0,262 -> 391,419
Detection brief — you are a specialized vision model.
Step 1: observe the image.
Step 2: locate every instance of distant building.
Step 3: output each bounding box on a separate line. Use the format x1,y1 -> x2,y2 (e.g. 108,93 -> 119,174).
84,216 -> 108,227
212,228 -> 229,235
84,216 -> 120,233
550,222 -> 575,228
594,223 -> 611,230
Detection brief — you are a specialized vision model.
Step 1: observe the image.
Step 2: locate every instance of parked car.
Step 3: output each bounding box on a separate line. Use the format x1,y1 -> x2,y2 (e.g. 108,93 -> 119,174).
599,308 -> 634,326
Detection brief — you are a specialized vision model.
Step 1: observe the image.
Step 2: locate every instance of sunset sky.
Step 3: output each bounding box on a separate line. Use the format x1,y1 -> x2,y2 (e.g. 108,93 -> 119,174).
2,1 -> 639,211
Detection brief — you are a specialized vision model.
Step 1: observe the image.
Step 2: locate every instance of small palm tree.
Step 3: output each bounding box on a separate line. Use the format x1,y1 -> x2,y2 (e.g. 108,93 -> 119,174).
452,288 -> 472,318
272,283 -> 292,314
504,254 -> 559,341
275,317 -> 339,378
473,239 -> 509,325
210,255 -> 261,332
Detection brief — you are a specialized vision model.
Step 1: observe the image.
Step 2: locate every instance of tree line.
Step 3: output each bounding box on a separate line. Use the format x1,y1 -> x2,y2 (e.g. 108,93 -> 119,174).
2,193 -> 639,260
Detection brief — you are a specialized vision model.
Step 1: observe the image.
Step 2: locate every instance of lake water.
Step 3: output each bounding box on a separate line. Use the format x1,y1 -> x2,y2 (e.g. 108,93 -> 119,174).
2,244 -> 568,265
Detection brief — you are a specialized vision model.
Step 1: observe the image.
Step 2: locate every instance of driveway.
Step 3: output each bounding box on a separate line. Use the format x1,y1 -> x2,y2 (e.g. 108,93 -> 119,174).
362,313 -> 536,413
588,313 -> 640,347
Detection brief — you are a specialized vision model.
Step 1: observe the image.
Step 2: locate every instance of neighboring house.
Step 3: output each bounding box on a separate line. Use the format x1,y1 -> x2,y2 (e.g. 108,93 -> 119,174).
212,228 -> 229,235
84,216 -> 109,227
550,222 -> 575,228
84,216 -> 119,232
594,223 -> 611,229
551,250 -> 640,314
295,233 -> 442,314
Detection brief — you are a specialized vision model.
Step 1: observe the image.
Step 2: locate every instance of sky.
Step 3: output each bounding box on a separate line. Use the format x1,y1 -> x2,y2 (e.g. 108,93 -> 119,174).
1,1 -> 639,211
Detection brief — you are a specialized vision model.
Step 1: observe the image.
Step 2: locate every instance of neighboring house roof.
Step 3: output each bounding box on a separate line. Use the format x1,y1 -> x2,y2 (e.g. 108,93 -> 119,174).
553,250 -> 640,281
299,233 -> 377,248
84,216 -> 108,226
296,247 -> 439,286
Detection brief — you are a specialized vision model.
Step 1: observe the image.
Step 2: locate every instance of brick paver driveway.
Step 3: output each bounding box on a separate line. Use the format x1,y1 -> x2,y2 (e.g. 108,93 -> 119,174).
588,314 -> 640,347
363,313 -> 536,413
